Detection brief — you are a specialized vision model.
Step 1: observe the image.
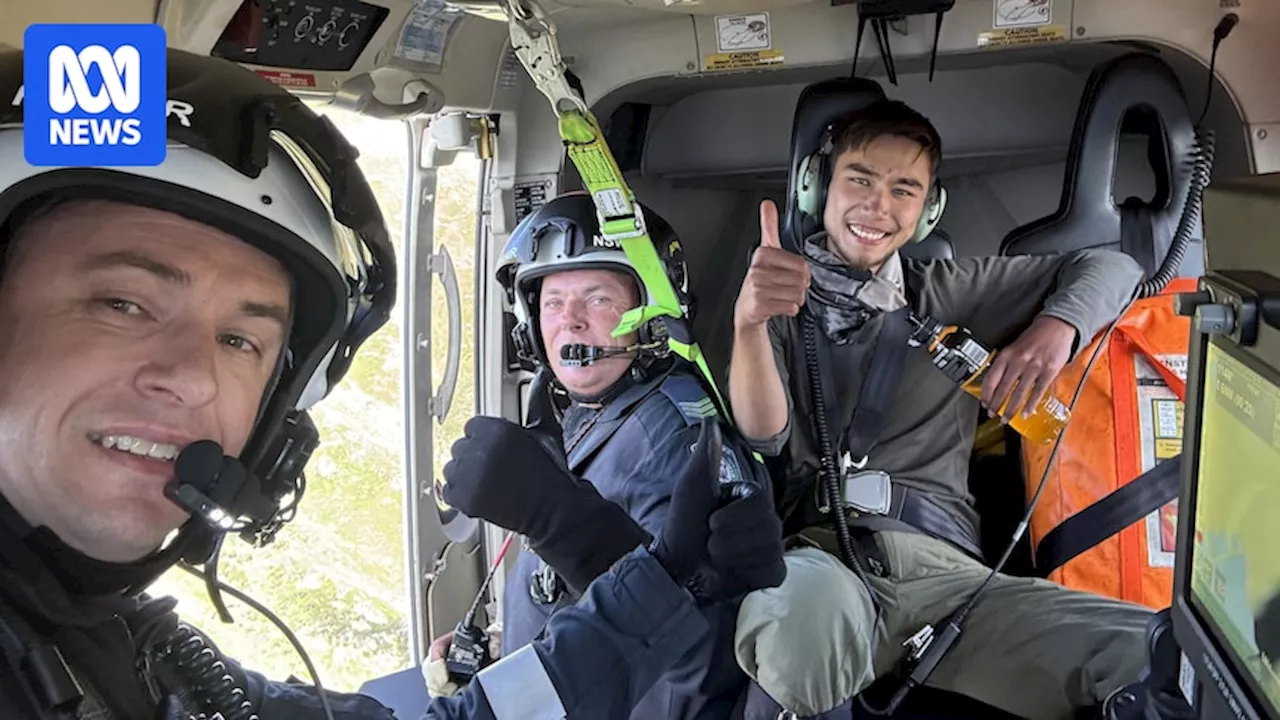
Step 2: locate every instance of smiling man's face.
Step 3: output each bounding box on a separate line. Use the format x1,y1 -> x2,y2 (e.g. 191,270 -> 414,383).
0,200 -> 291,562
821,134 -> 934,273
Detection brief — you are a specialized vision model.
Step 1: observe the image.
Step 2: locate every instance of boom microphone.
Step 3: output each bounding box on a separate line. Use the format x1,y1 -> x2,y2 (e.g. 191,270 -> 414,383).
559,343 -> 636,367
165,440 -> 277,530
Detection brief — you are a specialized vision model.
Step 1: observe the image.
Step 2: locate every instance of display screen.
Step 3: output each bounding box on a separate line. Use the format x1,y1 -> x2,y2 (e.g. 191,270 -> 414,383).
1189,338 -> 1280,717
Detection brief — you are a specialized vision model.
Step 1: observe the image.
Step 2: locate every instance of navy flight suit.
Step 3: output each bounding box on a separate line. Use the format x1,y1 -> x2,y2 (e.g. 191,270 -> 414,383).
502,362 -> 759,719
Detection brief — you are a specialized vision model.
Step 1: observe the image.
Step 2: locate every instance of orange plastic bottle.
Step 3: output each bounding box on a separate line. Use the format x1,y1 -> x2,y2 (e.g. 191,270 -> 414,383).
908,315 -> 1071,445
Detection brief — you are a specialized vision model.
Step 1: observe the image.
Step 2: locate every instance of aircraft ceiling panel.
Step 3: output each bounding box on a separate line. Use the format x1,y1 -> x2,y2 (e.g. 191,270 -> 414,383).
179,0 -> 511,114
6,0 -> 512,116
0,0 -> 161,50
541,0 -> 818,26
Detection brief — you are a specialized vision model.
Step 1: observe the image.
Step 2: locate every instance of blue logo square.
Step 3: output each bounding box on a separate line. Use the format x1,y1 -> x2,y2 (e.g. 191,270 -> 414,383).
23,24 -> 167,167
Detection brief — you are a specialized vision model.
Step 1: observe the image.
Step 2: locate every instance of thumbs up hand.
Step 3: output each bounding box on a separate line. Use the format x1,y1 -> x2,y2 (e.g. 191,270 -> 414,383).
733,199 -> 811,332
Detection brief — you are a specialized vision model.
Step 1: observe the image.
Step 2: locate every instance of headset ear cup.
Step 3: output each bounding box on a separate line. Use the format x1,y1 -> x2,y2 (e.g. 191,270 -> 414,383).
512,322 -> 536,363
911,183 -> 947,243
797,154 -> 819,217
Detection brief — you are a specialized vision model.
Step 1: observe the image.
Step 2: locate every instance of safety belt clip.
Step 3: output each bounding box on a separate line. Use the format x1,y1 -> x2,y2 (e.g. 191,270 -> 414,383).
841,452 -> 868,473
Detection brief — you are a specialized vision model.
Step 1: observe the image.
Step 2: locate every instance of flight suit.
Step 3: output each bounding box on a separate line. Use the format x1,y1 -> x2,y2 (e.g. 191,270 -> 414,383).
0,491 -> 398,720
0,542 -> 712,720
502,363 -> 757,719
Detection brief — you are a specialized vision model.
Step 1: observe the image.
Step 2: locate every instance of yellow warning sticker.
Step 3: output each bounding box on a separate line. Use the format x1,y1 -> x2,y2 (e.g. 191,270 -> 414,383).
976,24 -> 1067,49
702,49 -> 784,72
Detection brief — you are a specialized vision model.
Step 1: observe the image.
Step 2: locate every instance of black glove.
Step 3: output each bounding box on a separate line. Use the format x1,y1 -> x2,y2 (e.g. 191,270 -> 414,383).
441,416 -> 649,595
651,420 -> 787,604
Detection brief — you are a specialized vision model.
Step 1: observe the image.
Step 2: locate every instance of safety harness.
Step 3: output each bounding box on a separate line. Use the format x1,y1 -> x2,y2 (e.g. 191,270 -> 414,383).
793,305 -> 987,563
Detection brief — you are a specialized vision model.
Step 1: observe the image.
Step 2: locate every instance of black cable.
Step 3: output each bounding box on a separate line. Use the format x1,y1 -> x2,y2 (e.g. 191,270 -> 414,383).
158,624 -> 258,720
204,537 -> 236,624
803,312 -> 882,620
1196,14 -> 1238,127
177,563 -> 336,720
955,291 -> 1134,625
1141,13 -> 1234,299
1137,128 -> 1215,299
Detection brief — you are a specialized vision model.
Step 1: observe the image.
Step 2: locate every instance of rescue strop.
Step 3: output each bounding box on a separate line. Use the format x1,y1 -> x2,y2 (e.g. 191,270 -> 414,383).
1022,277 -> 1198,609
497,0 -> 734,427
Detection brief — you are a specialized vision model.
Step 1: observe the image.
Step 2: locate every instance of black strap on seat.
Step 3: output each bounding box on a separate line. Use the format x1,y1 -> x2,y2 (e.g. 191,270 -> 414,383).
1034,454 -> 1182,577
1119,200 -> 1160,279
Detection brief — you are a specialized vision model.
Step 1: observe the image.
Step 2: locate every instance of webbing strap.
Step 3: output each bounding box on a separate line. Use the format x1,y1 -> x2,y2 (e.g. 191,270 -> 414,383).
844,310 -> 912,462
1034,454 -> 1182,577
809,309 -> 912,464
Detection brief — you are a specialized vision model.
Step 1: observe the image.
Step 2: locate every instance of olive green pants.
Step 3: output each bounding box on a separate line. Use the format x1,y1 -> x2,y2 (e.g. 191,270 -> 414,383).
734,530 -> 1153,719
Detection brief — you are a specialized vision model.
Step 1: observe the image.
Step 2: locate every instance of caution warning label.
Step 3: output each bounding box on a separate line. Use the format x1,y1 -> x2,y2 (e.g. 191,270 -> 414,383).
977,24 -> 1067,49
255,70 -> 318,88
1136,352 -> 1187,569
702,49 -> 784,72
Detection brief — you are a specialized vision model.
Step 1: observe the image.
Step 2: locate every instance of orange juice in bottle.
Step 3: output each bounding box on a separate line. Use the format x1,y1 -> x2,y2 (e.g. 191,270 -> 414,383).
907,314 -> 1071,445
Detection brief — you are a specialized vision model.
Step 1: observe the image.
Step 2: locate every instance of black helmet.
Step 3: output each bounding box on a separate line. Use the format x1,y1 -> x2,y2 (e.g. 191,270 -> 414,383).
496,193 -> 691,368
0,48 -> 396,553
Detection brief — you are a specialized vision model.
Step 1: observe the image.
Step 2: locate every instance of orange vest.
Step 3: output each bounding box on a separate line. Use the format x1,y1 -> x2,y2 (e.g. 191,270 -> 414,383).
1021,277 -> 1197,609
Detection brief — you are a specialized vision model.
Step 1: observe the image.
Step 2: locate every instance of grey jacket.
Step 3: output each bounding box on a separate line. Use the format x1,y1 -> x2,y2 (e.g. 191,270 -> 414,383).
744,246 -> 1144,547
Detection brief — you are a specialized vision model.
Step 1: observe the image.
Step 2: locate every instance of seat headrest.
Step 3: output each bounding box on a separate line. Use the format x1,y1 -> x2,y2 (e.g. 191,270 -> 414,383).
1000,53 -> 1206,281
900,228 -> 954,261
782,77 -> 887,251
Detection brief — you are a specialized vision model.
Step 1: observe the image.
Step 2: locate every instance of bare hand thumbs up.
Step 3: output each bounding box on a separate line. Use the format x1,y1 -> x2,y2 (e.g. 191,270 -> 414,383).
759,199 -> 782,249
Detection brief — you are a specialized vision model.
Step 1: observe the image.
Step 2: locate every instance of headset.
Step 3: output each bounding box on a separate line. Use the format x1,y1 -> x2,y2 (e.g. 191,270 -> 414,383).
795,127 -> 948,244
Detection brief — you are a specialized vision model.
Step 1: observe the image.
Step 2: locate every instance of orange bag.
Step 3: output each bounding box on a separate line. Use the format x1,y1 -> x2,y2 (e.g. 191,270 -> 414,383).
1021,277 -> 1198,609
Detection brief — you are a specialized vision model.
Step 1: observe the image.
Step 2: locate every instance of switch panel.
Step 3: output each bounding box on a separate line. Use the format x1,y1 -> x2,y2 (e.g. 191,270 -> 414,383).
214,0 -> 390,72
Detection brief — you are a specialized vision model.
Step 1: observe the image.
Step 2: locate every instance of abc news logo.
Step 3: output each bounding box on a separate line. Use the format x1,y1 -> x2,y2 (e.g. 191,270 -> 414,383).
23,24 -> 168,167
48,44 -> 144,147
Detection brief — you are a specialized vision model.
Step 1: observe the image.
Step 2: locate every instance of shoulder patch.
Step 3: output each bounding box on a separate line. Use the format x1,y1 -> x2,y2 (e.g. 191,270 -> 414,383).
659,373 -> 719,426
718,445 -> 746,487
690,441 -> 750,497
